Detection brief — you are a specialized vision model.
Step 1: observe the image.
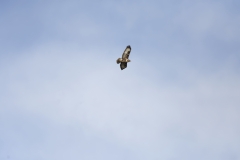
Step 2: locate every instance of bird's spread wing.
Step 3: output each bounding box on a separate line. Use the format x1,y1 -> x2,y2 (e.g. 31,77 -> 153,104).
122,45 -> 131,59
120,62 -> 127,70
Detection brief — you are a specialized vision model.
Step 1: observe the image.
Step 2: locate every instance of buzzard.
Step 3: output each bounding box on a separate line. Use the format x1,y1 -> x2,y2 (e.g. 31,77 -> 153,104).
116,45 -> 131,70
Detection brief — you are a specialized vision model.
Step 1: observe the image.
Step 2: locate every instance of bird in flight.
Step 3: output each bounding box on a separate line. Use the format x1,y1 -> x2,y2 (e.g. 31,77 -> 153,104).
116,45 -> 131,70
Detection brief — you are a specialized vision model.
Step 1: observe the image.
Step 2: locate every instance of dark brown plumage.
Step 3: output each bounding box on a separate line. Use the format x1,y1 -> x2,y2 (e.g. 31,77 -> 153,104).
116,45 -> 131,70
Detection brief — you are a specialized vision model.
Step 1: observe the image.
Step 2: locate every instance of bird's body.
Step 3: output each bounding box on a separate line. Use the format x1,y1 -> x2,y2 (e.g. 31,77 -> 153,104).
116,45 -> 131,70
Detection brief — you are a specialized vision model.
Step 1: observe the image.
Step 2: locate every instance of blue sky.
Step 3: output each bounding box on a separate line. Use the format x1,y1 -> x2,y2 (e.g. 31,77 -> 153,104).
0,0 -> 240,160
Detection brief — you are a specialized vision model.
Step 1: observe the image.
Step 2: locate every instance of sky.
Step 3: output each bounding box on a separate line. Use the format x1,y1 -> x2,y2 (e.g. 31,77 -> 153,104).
0,0 -> 240,160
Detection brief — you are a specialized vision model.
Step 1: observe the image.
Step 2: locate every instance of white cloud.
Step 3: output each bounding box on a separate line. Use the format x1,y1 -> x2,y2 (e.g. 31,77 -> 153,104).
1,0 -> 240,159
1,43 -> 240,159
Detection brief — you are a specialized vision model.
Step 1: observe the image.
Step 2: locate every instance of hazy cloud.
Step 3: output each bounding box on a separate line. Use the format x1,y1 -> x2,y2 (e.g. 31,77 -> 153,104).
0,0 -> 240,160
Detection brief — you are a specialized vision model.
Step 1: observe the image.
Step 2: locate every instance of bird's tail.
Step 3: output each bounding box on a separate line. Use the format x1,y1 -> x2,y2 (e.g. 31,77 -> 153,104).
116,58 -> 122,64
